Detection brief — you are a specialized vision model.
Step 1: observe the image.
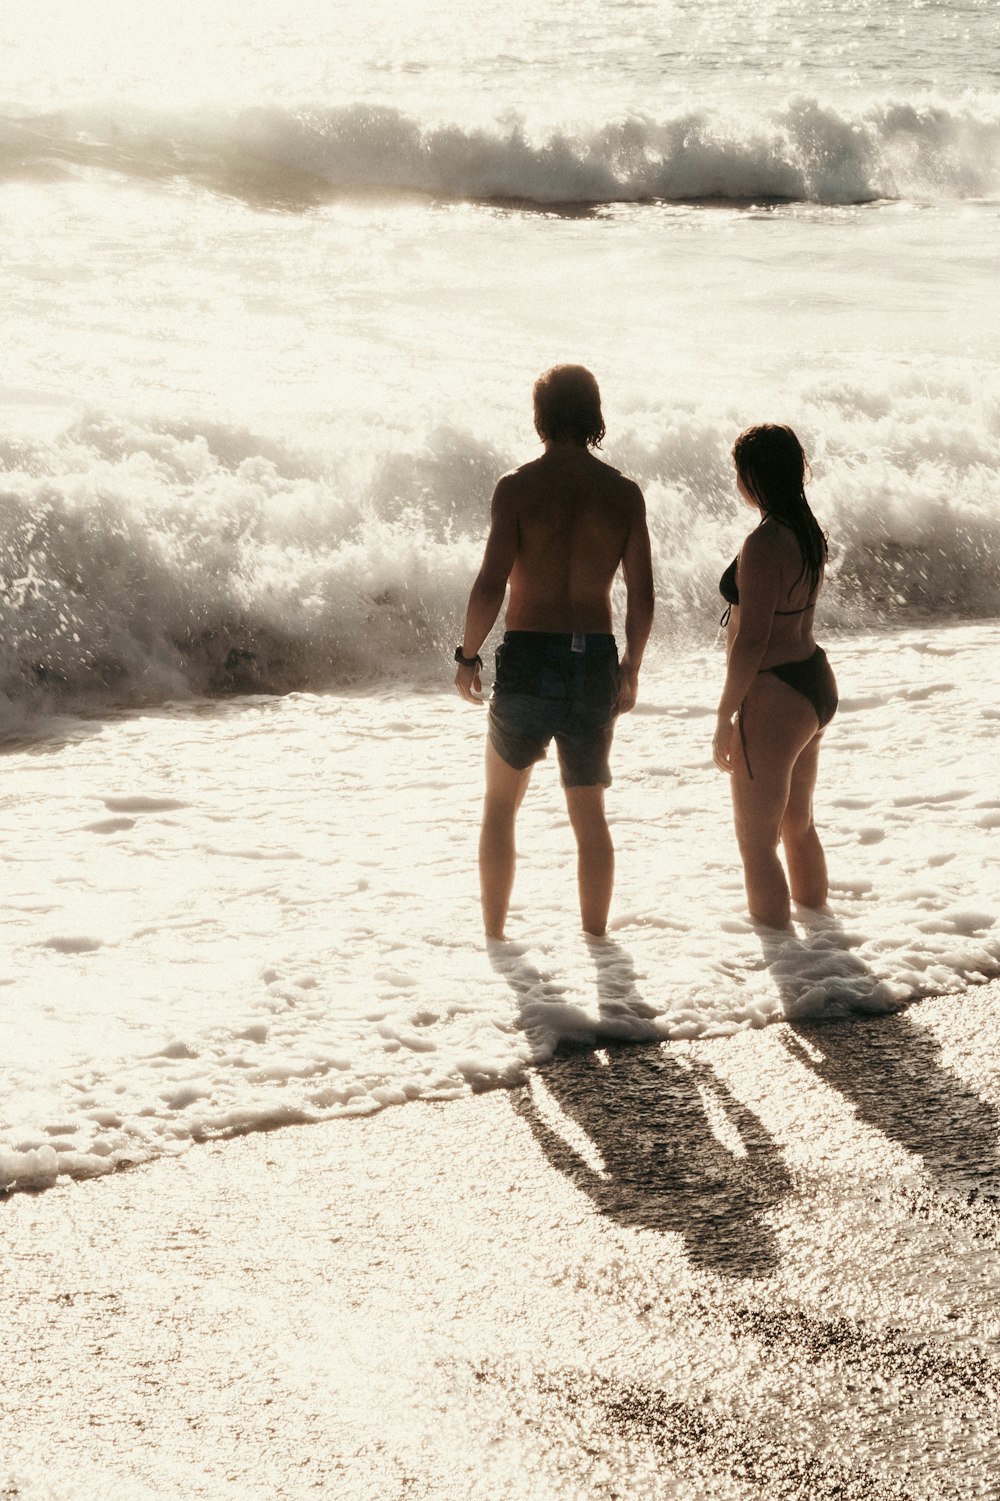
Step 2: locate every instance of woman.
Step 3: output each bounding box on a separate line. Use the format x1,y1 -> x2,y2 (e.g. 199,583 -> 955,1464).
713,424 -> 838,929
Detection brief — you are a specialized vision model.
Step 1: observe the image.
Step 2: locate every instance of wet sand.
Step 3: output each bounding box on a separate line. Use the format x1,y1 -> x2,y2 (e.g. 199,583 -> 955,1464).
4,982 -> 1000,1500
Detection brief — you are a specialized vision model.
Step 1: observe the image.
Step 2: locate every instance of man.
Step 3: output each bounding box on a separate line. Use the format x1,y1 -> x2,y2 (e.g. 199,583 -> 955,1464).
454,365 -> 654,939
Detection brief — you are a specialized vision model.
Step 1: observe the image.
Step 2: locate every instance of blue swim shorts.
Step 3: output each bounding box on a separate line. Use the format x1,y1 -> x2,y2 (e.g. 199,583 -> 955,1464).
488,631 -> 620,788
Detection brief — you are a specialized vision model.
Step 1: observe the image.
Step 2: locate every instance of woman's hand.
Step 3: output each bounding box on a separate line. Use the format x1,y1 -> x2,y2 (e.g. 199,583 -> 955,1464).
713,712 -> 734,773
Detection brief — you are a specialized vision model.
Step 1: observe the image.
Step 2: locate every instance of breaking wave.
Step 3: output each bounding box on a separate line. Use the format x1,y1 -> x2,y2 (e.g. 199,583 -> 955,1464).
2,94 -> 1000,208
2,368 -> 999,727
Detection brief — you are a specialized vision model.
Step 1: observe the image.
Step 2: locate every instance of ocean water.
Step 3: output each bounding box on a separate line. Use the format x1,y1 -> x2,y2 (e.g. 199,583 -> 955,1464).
2,1 -> 1000,1191
2,0 -> 999,719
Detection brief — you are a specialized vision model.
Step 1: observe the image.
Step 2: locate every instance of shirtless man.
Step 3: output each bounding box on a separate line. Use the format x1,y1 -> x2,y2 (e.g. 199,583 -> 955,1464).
454,365 -> 654,940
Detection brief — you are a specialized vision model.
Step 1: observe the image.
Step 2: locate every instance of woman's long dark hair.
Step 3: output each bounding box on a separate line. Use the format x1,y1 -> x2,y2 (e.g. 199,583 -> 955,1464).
732,424 -> 828,600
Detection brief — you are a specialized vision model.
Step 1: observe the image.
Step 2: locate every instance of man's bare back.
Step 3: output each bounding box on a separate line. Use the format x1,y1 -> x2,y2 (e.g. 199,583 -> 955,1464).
500,446 -> 646,635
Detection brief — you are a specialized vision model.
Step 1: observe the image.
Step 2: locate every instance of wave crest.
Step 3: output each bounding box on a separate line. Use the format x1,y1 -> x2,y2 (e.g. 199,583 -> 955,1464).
2,95 -> 1000,208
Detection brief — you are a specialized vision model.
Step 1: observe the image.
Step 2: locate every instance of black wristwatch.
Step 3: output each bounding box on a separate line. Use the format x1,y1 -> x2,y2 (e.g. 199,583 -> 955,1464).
454,646 -> 483,668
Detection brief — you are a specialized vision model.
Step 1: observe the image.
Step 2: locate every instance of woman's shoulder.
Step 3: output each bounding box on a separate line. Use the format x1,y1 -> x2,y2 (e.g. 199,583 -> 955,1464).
746,517 -> 809,556
739,518 -> 788,563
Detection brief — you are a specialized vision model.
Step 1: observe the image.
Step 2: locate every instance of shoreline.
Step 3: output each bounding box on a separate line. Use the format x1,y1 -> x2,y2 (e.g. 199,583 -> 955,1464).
2,614 -> 998,746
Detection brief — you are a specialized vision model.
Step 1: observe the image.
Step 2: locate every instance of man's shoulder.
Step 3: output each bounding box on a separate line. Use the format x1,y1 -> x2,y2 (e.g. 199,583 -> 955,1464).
490,468 -> 525,510
491,458 -> 547,506
602,467 -> 645,517
503,455 -> 546,482
590,454 -> 644,503
616,471 -> 644,503
504,452 -> 640,488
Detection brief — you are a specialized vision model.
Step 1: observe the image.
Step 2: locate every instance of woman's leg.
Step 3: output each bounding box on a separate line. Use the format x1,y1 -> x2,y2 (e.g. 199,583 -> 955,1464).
780,732 -> 828,908
480,741 -> 532,939
729,677 -> 819,929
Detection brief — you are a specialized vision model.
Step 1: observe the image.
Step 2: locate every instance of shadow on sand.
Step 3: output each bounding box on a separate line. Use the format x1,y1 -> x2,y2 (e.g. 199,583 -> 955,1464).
493,917 -> 1000,1278
490,939 -> 792,1280
783,1013 -> 1000,1210
762,912 -> 1000,1210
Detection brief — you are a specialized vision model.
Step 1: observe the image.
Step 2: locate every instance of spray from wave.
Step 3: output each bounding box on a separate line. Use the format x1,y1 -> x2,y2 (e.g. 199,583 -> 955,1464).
2,95 -> 1000,208
0,416 -> 497,723
2,368 -> 999,728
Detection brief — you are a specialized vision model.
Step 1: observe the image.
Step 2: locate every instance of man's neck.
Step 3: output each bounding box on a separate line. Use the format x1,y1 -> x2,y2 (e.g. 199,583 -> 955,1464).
542,439 -> 591,458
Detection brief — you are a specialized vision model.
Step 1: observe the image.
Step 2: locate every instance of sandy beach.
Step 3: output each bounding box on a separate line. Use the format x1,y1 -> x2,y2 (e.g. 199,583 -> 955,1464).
4,982 -> 1000,1500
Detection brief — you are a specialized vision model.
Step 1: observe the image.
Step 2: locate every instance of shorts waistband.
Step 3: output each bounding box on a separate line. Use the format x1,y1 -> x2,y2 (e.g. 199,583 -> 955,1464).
502,631 -> 616,649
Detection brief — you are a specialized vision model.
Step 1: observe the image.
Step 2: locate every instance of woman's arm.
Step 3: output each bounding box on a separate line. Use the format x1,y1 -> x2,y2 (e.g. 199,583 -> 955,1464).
713,528 -> 781,771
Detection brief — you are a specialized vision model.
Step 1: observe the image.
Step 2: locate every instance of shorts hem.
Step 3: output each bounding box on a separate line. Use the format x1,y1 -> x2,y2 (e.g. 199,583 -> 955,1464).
488,733 -> 545,773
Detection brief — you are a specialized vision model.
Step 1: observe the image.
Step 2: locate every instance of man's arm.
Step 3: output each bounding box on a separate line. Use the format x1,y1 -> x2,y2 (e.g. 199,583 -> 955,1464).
617,486 -> 654,714
454,477 -> 519,705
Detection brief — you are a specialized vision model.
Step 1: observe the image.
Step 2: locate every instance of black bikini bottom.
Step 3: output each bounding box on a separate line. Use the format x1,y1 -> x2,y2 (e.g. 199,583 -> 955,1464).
766,646 -> 838,728
737,646 -> 838,779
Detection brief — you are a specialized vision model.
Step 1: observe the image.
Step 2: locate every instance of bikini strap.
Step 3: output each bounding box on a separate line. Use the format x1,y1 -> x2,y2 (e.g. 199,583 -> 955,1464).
773,599 -> 816,616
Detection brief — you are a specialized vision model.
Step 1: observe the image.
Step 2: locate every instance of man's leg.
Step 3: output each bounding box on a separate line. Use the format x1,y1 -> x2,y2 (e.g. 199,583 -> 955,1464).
565,785 -> 614,937
480,741 -> 532,940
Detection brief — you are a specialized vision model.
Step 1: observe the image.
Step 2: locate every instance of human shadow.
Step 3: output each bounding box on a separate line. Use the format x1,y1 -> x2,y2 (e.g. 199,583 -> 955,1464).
761,913 -> 1000,1210
782,1012 -> 1000,1210
490,939 -> 793,1279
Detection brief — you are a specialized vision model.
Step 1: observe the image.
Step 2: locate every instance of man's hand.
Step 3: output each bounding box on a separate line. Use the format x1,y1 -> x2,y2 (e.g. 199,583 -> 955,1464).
713,712 -> 734,773
615,659 -> 639,714
455,661 -> 484,704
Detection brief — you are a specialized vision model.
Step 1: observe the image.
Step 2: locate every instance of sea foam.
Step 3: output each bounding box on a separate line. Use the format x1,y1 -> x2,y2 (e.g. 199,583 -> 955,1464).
1,658 -> 998,1194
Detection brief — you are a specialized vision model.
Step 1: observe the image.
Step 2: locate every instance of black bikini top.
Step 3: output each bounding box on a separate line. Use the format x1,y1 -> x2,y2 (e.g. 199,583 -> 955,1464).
719,555 -> 817,624
719,556 -> 740,607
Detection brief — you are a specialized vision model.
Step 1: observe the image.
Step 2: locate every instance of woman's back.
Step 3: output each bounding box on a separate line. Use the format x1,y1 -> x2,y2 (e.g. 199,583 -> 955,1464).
727,518 -> 824,669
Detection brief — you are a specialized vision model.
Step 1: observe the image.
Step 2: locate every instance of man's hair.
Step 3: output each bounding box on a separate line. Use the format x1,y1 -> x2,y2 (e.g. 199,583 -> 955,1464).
533,365 -> 605,448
